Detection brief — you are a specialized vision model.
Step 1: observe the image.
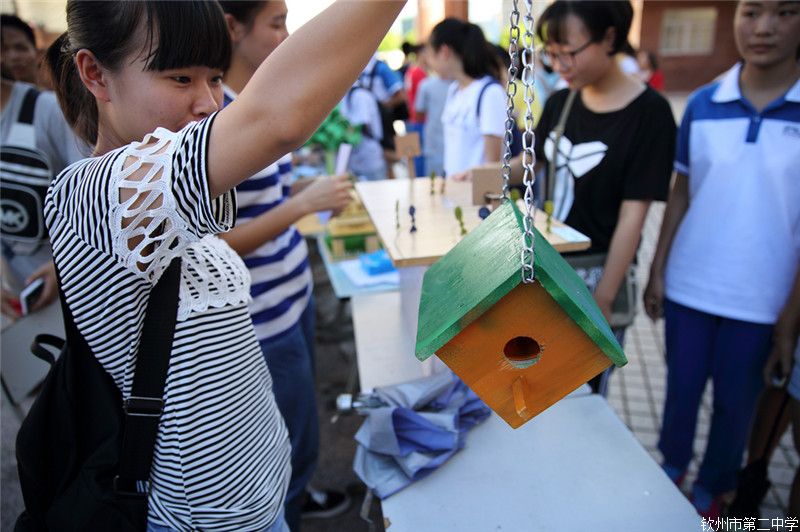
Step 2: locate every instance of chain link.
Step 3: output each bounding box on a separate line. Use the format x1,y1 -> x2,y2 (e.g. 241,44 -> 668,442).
501,0 -> 520,201
520,0 -> 537,283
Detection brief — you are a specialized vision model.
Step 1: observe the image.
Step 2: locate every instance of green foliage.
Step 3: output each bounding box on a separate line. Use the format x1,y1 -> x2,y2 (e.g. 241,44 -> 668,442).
379,31 -> 402,52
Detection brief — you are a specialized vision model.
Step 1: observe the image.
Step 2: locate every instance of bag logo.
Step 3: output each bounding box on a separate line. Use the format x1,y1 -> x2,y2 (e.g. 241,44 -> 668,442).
1,199 -> 29,233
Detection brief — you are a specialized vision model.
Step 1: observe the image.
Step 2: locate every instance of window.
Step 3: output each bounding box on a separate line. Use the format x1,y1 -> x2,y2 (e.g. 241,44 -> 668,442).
659,8 -> 717,56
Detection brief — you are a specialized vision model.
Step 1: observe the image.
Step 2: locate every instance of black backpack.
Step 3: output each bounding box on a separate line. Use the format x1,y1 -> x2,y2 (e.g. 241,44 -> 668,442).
14,258 -> 181,532
0,87 -> 51,255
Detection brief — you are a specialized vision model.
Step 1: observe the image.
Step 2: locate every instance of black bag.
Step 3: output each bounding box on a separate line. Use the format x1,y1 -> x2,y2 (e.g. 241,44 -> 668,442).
727,392 -> 791,519
0,88 -> 51,255
14,259 -> 182,532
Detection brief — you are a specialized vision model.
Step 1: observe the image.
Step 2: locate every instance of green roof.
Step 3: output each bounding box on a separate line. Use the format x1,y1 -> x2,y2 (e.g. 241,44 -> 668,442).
415,201 -> 626,367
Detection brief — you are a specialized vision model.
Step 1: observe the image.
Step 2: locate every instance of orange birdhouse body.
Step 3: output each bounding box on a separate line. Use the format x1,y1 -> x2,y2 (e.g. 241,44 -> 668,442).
436,282 -> 613,428
415,201 -> 626,429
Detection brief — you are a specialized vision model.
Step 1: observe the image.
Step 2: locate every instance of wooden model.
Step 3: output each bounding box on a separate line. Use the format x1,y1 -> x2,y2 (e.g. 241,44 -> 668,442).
325,190 -> 380,260
471,164 -> 503,206
415,202 -> 626,428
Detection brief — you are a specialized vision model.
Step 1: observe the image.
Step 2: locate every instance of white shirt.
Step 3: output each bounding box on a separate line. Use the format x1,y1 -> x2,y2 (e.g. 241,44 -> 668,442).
340,86 -> 386,177
665,64 -> 800,324
441,76 -> 506,175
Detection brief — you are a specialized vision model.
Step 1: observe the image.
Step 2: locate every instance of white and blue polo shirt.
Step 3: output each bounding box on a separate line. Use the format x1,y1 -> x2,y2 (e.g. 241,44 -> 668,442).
665,63 -> 800,324
223,86 -> 312,341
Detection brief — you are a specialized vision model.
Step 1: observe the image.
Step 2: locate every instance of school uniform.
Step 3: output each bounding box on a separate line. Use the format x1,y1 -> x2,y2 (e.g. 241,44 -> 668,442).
441,76 -> 506,175
659,63 -> 800,496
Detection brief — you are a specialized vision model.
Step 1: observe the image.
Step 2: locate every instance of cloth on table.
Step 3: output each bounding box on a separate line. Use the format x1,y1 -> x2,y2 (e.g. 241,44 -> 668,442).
353,371 -> 490,499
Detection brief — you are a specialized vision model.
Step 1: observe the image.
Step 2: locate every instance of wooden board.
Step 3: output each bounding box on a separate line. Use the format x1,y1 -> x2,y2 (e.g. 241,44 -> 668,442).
355,179 -> 590,268
295,213 -> 326,236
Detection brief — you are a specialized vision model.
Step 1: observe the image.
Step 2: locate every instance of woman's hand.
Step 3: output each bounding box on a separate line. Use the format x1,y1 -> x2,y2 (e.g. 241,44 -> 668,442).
643,271 -> 665,321
26,261 -> 59,313
297,174 -> 353,216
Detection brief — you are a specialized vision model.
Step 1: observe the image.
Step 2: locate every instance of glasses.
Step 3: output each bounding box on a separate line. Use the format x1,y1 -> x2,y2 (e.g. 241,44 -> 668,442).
538,40 -> 593,70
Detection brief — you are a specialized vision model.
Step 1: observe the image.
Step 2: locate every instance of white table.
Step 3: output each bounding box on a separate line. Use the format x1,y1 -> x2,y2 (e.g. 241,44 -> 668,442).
381,392 -> 701,531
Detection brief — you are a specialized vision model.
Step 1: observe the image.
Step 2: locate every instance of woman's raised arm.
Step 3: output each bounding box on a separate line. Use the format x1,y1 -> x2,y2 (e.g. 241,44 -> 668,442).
208,0 -> 406,197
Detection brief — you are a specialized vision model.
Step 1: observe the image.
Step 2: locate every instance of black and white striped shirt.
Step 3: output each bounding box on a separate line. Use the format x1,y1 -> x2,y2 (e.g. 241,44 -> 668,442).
44,115 -> 291,531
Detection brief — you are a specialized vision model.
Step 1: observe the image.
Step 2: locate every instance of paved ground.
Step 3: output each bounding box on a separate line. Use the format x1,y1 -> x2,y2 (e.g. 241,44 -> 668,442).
2,93 -> 795,531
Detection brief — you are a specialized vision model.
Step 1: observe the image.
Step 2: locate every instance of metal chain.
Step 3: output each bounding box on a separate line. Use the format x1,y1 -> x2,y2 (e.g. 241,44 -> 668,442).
501,0 -> 520,201
519,0 -> 537,284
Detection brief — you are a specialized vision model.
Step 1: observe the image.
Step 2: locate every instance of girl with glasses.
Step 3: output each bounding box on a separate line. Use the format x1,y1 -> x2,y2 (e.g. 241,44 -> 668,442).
532,0 -> 676,394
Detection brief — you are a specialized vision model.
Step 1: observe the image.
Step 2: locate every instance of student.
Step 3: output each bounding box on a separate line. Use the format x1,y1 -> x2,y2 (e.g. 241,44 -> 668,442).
428,18 -> 506,179
532,0 -> 675,394
636,49 -> 664,91
1,15 -> 87,318
339,81 -> 387,181
414,53 -> 450,177
765,276 -> 800,515
644,0 -> 800,519
217,1 -> 352,528
0,15 -> 40,86
44,1 -> 404,530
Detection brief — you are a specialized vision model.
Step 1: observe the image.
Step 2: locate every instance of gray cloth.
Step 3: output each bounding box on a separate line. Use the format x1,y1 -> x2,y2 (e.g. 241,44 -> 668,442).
353,371 -> 490,499
415,77 -> 450,176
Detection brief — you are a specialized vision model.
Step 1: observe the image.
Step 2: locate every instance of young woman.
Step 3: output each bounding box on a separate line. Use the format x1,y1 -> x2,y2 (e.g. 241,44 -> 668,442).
532,0 -> 675,394
44,1 -> 404,530
644,0 -> 800,518
427,18 -> 507,180
218,1 -> 352,528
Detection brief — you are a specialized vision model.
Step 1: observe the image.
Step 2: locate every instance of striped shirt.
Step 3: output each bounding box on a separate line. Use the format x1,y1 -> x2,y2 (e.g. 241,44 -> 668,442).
44,115 -> 291,531
224,86 -> 312,342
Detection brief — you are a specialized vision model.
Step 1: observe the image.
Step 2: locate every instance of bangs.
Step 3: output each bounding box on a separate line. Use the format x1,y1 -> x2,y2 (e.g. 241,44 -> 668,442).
536,2 -> 571,46
141,1 -> 231,72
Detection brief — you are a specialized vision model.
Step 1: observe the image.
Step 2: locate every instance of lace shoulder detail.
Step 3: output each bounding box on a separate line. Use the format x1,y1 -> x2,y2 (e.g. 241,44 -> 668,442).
179,236 -> 251,321
109,129 -> 194,281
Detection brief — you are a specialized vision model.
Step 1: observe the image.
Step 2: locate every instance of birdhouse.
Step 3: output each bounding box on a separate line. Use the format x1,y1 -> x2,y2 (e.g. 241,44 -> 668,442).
415,201 -> 626,428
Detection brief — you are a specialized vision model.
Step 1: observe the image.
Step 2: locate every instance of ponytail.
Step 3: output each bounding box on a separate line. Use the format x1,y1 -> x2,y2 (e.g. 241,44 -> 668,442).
46,32 -> 98,146
430,18 -> 499,81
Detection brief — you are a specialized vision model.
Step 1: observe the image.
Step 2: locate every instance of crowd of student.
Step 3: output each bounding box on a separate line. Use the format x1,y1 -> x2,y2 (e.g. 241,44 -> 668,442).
0,0 -> 798,529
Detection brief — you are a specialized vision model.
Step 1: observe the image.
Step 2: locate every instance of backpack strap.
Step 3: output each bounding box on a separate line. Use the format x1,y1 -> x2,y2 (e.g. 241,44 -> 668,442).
50,256 -> 181,497
7,87 -> 40,148
346,86 -> 377,140
17,88 -> 39,125
546,90 -> 578,205
115,258 -> 182,496
475,79 -> 500,120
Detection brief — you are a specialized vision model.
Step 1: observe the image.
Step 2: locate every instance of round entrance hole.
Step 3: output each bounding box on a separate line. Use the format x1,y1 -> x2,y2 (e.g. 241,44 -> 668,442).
503,336 -> 542,369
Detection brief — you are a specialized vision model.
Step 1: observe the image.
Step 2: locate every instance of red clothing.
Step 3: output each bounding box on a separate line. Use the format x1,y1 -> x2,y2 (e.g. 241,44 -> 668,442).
648,69 -> 665,92
405,65 -> 427,123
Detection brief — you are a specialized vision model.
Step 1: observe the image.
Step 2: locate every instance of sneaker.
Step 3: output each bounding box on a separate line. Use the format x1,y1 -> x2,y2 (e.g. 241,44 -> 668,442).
691,485 -> 724,520
301,488 -> 351,520
662,464 -> 686,488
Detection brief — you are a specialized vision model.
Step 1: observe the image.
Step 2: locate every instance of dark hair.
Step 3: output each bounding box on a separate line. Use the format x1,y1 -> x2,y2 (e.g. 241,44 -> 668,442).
218,0 -> 267,27
46,1 -> 231,146
430,18 -> 500,80
644,50 -> 659,71
0,14 -> 36,48
536,1 -> 633,57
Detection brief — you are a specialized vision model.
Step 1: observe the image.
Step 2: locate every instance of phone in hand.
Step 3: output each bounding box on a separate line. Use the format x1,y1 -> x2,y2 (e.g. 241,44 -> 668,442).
20,278 -> 45,316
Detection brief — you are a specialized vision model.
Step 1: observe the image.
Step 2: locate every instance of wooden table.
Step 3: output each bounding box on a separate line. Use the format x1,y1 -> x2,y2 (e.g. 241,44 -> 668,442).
355,178 -> 590,268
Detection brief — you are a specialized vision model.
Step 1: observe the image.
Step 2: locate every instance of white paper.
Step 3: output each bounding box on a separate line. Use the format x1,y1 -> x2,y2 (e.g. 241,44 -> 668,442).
335,143 -> 352,175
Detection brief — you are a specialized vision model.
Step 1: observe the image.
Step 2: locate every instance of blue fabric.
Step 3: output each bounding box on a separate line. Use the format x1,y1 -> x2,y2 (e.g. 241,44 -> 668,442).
658,298 -> 774,495
147,508 -> 290,532
353,371 -> 491,499
259,298 -> 318,532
